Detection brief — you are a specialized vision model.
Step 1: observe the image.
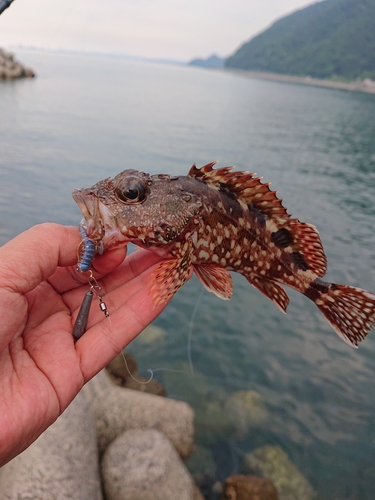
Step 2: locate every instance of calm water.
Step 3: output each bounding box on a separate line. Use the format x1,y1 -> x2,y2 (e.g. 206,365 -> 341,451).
1,49 -> 375,499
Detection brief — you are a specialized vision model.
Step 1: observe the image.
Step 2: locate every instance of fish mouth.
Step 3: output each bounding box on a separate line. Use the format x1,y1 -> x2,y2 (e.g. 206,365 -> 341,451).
72,189 -> 127,249
72,189 -> 106,241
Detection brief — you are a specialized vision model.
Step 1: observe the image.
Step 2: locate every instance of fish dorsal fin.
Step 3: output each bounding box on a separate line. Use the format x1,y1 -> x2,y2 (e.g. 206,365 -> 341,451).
188,162 -> 289,218
274,219 -> 328,277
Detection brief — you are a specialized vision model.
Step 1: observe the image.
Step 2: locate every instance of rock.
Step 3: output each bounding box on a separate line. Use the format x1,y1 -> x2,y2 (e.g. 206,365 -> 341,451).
101,429 -> 194,500
195,390 -> 268,438
0,48 -> 35,79
193,473 -> 223,500
195,400 -> 233,435
225,390 -> 268,435
137,324 -> 166,345
244,445 -> 315,500
185,444 -> 216,476
82,369 -> 194,459
106,351 -> 166,395
106,351 -> 138,386
193,484 -> 206,500
221,475 -> 279,500
0,391 -> 102,499
124,375 -> 167,397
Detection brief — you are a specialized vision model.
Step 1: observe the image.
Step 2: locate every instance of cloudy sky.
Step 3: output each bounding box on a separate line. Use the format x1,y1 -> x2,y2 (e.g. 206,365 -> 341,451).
0,0 -> 318,61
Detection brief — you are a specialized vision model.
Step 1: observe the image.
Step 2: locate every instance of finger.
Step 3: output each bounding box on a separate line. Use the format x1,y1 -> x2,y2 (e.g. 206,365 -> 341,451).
61,248 -> 165,307
0,223 -> 80,294
0,223 -> 128,296
49,245 -> 128,294
91,246 -> 127,275
0,224 -> 80,348
94,248 -> 165,297
75,264 -> 171,380
25,282 -> 68,331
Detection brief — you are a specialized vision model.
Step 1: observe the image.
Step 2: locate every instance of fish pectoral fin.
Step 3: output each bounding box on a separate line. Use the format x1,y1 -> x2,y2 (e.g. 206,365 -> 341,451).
193,264 -> 233,300
248,276 -> 289,313
150,246 -> 192,305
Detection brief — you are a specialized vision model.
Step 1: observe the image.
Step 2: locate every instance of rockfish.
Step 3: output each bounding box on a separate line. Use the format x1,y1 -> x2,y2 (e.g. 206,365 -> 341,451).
72,162 -> 375,347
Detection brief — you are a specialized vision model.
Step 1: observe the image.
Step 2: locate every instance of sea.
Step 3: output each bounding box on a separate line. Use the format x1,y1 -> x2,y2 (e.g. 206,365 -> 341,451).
1,49 -> 375,499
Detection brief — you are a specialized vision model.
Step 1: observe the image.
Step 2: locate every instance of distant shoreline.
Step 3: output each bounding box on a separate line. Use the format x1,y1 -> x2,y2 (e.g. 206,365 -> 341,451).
222,68 -> 375,95
8,45 -> 375,95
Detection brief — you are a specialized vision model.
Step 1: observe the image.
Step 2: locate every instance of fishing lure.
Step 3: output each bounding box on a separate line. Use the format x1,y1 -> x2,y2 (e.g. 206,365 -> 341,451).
76,222 -> 103,273
73,223 -> 108,342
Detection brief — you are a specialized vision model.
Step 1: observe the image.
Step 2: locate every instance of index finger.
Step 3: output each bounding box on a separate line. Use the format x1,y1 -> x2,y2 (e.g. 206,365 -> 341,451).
0,223 -> 80,295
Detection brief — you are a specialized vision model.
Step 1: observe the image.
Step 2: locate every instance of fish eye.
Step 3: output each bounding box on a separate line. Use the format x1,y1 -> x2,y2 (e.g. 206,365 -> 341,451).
115,177 -> 148,204
122,187 -> 140,200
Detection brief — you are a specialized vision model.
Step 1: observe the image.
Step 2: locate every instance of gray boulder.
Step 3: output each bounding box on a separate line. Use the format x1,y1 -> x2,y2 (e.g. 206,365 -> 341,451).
0,391 -> 102,500
82,369 -> 194,459
101,429 -> 194,500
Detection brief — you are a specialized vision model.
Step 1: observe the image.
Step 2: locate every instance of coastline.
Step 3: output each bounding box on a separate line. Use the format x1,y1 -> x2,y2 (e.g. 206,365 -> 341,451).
222,68 -> 375,95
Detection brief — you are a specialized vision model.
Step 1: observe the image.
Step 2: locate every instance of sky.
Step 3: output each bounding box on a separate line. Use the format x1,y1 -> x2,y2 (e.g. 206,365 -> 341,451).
0,0 -> 319,61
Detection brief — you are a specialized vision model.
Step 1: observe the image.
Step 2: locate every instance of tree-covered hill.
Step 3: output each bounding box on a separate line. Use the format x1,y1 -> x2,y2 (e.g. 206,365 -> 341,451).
225,0 -> 375,80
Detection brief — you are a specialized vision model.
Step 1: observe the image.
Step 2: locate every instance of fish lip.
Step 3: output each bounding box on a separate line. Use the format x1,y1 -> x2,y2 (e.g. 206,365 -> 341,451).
72,189 -> 104,241
72,189 -> 93,220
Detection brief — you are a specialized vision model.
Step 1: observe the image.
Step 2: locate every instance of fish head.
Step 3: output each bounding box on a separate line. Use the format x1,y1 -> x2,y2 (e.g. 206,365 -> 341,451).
72,169 -> 202,250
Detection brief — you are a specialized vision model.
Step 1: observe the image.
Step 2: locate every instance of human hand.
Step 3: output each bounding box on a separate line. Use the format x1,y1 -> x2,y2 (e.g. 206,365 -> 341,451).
0,223 -> 169,466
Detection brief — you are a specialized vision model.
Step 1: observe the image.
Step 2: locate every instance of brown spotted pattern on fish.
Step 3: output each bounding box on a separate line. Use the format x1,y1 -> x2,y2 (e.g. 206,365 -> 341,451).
72,162 -> 375,347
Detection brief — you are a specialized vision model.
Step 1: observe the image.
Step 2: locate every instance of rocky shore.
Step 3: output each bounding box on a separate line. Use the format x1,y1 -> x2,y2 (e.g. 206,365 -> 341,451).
0,48 -> 35,79
0,345 -> 315,500
223,68 -> 375,95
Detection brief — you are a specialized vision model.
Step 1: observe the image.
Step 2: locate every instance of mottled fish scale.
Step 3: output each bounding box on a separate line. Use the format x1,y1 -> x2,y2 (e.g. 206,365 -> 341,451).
73,162 -> 375,348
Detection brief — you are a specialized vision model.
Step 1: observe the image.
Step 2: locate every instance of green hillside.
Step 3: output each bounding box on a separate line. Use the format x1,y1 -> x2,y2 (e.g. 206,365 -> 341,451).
225,0 -> 375,80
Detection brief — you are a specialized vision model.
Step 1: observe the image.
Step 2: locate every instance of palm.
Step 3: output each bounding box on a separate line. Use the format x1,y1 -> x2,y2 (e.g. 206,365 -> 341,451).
0,224 -> 168,466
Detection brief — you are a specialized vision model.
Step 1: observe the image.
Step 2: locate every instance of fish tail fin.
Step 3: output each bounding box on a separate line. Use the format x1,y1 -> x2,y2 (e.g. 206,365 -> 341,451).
306,280 -> 375,347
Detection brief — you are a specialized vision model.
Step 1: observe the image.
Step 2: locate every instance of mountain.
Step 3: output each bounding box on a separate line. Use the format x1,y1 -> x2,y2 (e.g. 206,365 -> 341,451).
188,54 -> 224,69
225,0 -> 375,80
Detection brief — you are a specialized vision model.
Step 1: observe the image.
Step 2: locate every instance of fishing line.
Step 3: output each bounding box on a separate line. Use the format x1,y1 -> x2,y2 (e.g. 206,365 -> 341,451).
186,286 -> 203,376
120,349 -> 154,384
94,305 -> 157,385
120,351 -> 198,384
73,226 -> 202,381
119,286 -> 203,382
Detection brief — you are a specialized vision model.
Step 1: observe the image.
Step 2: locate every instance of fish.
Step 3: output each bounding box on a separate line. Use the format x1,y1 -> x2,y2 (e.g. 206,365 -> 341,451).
72,161 -> 375,348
